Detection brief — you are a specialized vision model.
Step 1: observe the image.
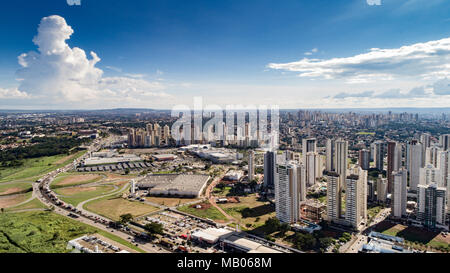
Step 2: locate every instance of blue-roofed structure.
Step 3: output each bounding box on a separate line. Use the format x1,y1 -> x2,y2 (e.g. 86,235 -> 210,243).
359,232 -> 411,253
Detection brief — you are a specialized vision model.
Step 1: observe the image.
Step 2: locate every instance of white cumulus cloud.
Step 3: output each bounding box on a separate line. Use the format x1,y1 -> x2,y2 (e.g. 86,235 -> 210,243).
367,0 -> 381,6
11,15 -> 171,107
0,88 -> 29,99
268,37 -> 450,83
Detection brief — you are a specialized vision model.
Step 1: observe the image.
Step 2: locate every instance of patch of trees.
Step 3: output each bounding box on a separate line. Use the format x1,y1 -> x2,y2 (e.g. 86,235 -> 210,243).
0,137 -> 87,166
255,167 -> 264,174
368,168 -> 386,179
144,222 -> 164,236
108,128 -> 124,135
119,213 -> 133,224
263,217 -> 289,235
293,231 -> 336,252
307,191 -> 326,199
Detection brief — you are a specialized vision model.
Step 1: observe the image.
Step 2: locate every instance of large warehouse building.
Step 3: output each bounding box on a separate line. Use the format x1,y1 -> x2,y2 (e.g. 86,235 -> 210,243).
190,228 -> 284,253
136,174 -> 210,198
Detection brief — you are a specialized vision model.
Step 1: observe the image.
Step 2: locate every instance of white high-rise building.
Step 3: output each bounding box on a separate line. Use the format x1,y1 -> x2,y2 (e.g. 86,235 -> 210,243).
440,134 -> 450,151
248,150 -> 255,181
305,151 -> 319,187
425,145 -> 440,168
335,139 -> 348,190
298,163 -> 307,202
274,160 -> 305,223
442,150 -> 450,213
373,141 -> 384,171
376,175 -> 388,203
326,139 -> 336,171
163,125 -> 170,143
146,123 -> 153,133
420,133 -> 431,167
420,164 -> 442,186
345,167 -> 368,229
420,133 -> 431,148
391,169 -> 408,218
406,140 -> 422,191
302,138 -> 317,164
325,171 -> 341,223
437,150 -> 449,188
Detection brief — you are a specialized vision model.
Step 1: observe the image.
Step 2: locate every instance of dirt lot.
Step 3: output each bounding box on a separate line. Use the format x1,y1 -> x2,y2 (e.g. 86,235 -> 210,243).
57,186 -> 100,196
0,187 -> 24,196
0,194 -> 28,208
145,196 -> 200,207
54,174 -> 102,186
113,180 -> 131,187
104,174 -> 135,181
85,197 -> 159,220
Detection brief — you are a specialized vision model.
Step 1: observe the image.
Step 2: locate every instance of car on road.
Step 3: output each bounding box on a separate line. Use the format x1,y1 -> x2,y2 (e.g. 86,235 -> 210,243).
68,213 -> 79,219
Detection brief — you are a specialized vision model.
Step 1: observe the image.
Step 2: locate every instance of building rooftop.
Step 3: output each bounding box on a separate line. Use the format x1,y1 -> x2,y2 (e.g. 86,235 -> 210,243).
223,234 -> 282,253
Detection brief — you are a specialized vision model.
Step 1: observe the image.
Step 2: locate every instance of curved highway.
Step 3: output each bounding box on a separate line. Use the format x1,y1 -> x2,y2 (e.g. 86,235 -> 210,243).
32,136 -> 170,253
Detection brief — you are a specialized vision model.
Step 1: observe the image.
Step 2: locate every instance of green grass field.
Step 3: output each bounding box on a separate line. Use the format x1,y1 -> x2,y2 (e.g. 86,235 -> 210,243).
178,203 -> 228,222
213,186 -> 232,196
5,198 -> 48,212
0,211 -> 97,253
374,221 -> 450,251
367,205 -> 382,222
55,185 -> 116,206
84,195 -> 159,221
0,151 -> 86,183
0,211 -> 144,253
218,195 -> 275,230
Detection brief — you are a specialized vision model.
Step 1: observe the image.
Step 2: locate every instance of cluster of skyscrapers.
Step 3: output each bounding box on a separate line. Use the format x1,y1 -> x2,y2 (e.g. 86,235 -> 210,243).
175,121 -> 268,148
127,123 -> 171,148
267,133 -> 450,231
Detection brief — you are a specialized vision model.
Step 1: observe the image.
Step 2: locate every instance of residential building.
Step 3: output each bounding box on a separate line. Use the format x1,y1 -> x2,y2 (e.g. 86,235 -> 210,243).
345,167 -> 368,229
263,151 -> 276,189
326,138 -> 336,171
376,175 -> 388,203
359,149 -> 370,171
275,160 -> 304,223
391,169 -> 408,218
373,141 -> 384,171
417,184 -> 447,229
325,171 -> 341,223
406,140 -> 422,192
335,139 -> 348,190
387,141 -> 402,194
248,150 -> 255,181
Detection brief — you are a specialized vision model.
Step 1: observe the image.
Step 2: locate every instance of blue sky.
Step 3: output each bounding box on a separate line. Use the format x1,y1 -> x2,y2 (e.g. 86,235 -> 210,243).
0,0 -> 450,109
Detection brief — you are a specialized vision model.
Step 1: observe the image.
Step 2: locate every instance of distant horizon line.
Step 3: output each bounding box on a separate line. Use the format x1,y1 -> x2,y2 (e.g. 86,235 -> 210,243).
1,107 -> 450,113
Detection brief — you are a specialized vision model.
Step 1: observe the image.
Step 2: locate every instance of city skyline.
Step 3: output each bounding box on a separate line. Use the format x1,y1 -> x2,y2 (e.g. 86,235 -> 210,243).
0,0 -> 450,109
